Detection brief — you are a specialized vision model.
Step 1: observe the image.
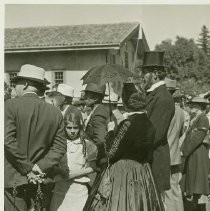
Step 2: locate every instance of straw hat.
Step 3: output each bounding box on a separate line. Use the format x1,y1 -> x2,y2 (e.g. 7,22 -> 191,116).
165,78 -> 179,90
47,83 -> 74,98
12,64 -> 50,85
190,96 -> 209,104
102,92 -> 119,104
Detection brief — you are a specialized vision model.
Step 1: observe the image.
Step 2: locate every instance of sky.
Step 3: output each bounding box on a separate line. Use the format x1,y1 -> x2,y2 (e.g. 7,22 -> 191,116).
4,4 -> 210,50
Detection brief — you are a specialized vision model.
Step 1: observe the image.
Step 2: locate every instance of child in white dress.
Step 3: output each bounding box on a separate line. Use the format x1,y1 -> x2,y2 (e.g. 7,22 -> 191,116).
50,111 -> 98,211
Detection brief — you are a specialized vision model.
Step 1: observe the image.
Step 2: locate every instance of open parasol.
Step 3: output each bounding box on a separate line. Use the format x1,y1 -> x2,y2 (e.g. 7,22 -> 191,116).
81,64 -> 135,86
81,64 -> 136,120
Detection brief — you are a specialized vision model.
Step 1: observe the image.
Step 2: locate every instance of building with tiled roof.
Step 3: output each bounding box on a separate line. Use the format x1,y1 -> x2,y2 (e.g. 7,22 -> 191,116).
5,22 -> 149,97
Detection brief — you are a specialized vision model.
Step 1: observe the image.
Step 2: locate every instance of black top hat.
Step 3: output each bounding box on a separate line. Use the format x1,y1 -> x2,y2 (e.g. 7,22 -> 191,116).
142,51 -> 165,68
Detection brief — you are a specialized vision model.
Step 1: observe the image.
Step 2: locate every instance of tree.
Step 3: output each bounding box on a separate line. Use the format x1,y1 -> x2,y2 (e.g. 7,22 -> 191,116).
197,25 -> 210,55
155,36 -> 210,95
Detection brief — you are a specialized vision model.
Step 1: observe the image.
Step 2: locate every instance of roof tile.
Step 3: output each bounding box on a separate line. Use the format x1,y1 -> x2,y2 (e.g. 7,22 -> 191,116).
5,22 -> 139,50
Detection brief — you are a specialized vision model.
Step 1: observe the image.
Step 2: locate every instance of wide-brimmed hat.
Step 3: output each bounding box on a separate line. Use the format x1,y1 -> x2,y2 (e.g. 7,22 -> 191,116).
84,83 -> 106,95
102,92 -> 119,104
117,98 -> 124,107
47,83 -> 74,98
142,51 -> 165,68
165,78 -> 179,90
190,96 -> 209,104
11,64 -> 50,85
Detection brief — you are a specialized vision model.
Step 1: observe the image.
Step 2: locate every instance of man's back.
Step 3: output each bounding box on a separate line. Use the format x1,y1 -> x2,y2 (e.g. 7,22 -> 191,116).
5,93 -> 66,187
146,84 -> 175,191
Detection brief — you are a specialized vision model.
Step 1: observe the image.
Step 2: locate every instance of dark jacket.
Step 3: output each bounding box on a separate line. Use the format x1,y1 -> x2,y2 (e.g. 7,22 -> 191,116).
107,113 -> 155,164
181,113 -> 210,195
85,104 -> 114,160
4,93 -> 67,188
146,84 -> 175,191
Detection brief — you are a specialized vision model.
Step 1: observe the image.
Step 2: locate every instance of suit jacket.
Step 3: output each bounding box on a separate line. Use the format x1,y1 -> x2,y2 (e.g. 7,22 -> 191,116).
85,104 -> 111,160
146,84 -> 175,191
4,93 -> 67,188
167,105 -> 185,166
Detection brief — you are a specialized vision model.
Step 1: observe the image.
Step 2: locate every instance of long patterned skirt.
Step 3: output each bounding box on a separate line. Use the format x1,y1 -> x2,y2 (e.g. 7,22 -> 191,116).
83,159 -> 164,211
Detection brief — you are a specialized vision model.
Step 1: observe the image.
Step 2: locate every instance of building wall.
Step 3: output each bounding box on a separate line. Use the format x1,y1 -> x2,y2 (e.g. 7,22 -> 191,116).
107,40 -> 137,71
4,40 -> 139,87
5,50 -> 107,72
4,49 -> 107,86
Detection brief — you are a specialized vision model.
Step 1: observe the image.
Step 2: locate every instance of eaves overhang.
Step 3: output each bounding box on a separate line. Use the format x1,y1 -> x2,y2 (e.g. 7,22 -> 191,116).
5,44 -> 120,53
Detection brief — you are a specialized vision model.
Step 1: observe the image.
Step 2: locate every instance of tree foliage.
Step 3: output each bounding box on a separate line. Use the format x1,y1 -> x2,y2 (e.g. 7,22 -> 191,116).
197,25 -> 210,55
155,36 -> 210,95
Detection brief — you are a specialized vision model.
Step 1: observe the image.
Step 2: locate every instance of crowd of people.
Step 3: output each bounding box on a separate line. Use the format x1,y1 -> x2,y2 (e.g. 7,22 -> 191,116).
4,51 -> 210,211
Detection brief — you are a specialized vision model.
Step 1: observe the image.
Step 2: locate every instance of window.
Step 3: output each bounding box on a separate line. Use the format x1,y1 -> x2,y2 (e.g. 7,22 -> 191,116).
132,51 -> 135,63
110,55 -> 116,64
9,72 -> 17,87
54,72 -> 64,84
124,51 -> 129,68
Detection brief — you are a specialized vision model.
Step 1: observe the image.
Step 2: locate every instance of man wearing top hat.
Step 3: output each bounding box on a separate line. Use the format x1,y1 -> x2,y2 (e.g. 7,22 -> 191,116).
4,64 -> 67,211
141,51 -> 175,202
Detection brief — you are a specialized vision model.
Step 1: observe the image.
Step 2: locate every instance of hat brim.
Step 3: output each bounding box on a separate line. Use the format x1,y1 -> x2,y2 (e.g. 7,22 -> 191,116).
102,100 -> 118,104
73,101 -> 86,106
189,101 -> 209,104
42,86 -> 50,91
83,89 -> 108,96
11,76 -> 50,85
45,90 -> 73,98
167,87 -> 180,90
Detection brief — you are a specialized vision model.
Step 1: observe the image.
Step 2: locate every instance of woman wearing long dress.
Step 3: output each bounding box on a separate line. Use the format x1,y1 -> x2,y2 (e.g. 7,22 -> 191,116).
84,83 -> 164,211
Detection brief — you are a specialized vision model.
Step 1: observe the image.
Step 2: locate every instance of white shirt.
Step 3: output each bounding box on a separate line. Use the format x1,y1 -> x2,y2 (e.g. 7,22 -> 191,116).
66,138 -> 90,183
61,105 -> 70,116
53,138 -> 90,197
147,81 -> 165,92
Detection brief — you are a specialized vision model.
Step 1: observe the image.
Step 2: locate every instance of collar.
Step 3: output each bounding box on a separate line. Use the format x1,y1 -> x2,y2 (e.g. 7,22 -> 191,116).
67,138 -> 81,145
23,92 -> 37,96
61,105 -> 70,116
147,81 -> 165,92
123,111 -> 146,119
84,104 -> 99,129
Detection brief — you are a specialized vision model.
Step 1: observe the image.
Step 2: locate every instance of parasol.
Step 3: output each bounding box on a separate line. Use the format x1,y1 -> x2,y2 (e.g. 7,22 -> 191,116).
81,64 -> 135,86
81,64 -> 136,120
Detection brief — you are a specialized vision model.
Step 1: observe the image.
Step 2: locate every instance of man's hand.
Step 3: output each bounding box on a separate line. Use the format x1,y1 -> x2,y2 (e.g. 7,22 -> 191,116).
27,171 -> 45,184
32,164 -> 45,177
27,164 -> 46,184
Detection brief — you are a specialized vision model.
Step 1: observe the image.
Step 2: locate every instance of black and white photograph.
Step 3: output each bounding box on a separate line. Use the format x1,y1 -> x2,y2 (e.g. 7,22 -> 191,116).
2,1 -> 210,211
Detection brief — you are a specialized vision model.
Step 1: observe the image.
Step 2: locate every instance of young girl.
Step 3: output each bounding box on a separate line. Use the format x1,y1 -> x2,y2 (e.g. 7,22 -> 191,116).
50,111 -> 98,211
